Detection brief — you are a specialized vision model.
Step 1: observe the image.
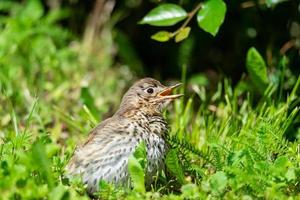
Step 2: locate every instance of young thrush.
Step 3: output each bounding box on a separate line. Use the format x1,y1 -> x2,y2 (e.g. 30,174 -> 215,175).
66,78 -> 182,193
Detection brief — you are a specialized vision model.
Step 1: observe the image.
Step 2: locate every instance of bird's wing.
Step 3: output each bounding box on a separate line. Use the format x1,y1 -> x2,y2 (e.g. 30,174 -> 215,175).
66,121 -> 140,192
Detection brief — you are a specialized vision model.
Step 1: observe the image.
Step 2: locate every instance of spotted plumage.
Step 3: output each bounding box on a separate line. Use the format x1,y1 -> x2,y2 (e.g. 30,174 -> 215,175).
66,78 -> 182,194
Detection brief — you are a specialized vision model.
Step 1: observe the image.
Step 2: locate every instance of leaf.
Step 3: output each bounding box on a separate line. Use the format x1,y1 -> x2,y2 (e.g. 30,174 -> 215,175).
175,27 -> 191,43
285,168 -> 296,181
80,87 -> 99,120
274,156 -> 289,169
151,31 -> 171,42
197,0 -> 227,36
139,4 -> 187,26
188,73 -> 209,86
45,9 -> 71,24
209,171 -> 227,194
166,149 -> 185,184
181,183 -> 200,199
98,180 -> 110,191
48,184 -> 67,200
128,142 -> 147,193
254,161 -> 270,172
31,141 -> 54,188
98,180 -> 113,199
246,47 -> 269,93
0,2 -> 16,12
128,155 -> 145,193
133,141 -> 147,169
21,0 -> 44,21
272,156 -> 289,177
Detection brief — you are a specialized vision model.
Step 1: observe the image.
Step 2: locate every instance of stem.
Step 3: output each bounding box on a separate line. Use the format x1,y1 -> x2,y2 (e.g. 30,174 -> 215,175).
241,0 -> 269,8
171,2 -> 203,37
280,39 -> 295,55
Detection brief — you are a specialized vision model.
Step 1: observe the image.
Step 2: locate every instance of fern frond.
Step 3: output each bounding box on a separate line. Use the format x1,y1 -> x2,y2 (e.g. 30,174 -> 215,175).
166,134 -> 212,164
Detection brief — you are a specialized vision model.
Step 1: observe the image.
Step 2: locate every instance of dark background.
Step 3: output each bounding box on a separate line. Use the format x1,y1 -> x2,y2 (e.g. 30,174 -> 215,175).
52,0 -> 299,83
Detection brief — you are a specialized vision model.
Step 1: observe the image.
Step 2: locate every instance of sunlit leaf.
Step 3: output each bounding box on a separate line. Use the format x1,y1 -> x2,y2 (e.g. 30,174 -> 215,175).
151,31 -> 171,42
175,27 -> 191,43
197,0 -> 226,36
246,47 -> 268,93
139,4 -> 187,26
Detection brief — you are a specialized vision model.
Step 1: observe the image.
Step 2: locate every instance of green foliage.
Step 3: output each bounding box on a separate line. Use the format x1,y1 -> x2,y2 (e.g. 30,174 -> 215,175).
128,142 -> 147,194
165,149 -> 185,184
139,4 -> 187,26
0,0 -> 299,199
133,141 -> 147,169
140,1 -> 227,42
0,119 -> 87,199
151,31 -> 171,42
208,171 -> 227,194
175,27 -> 191,43
31,141 -> 54,188
139,0 -> 291,43
162,53 -> 299,198
246,47 -> 269,93
197,0 -> 227,36
96,180 -> 125,200
80,87 -> 100,121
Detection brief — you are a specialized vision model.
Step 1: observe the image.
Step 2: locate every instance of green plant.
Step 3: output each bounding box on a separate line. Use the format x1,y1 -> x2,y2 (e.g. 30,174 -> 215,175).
139,0 -> 289,42
0,0 -> 299,199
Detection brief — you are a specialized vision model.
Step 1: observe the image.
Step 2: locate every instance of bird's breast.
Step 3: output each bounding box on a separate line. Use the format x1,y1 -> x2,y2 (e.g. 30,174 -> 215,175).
130,115 -> 168,184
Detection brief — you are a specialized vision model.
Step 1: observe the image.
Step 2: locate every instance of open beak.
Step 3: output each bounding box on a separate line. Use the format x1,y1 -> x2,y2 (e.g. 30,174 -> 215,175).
157,83 -> 184,100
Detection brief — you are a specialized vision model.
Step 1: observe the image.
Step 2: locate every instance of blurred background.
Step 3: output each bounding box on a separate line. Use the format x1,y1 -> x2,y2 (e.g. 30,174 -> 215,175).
56,0 -> 300,79
1,1 -> 300,198
0,0 -> 299,134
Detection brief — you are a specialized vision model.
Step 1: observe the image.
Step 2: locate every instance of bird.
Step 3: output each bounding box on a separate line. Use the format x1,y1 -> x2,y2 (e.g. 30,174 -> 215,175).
65,78 -> 183,194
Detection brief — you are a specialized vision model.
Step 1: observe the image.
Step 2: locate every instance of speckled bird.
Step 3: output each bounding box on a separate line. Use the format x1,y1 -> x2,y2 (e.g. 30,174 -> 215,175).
66,78 -> 182,194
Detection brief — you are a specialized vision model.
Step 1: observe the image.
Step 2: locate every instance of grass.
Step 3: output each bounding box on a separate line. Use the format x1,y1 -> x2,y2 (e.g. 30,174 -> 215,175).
0,1 -> 300,199
1,69 -> 299,199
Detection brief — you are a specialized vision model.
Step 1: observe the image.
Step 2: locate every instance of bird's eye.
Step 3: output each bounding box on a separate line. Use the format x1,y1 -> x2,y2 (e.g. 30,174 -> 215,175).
146,88 -> 154,94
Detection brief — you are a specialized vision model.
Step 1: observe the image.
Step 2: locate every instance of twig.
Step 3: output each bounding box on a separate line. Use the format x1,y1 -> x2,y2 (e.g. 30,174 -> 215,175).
171,2 -> 203,37
83,0 -> 115,51
241,0 -> 268,9
241,1 -> 256,8
280,39 -> 295,55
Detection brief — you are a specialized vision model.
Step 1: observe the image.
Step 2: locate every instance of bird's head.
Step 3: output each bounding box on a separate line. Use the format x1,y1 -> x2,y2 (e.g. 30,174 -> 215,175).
117,78 -> 183,116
